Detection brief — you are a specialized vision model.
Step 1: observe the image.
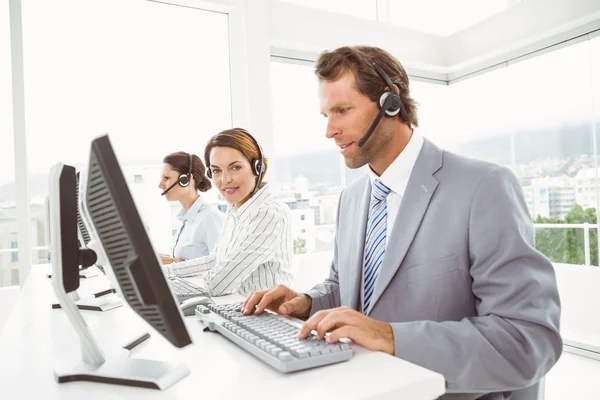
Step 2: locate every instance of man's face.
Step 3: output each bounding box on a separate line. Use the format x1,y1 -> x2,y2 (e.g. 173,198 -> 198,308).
319,70 -> 392,169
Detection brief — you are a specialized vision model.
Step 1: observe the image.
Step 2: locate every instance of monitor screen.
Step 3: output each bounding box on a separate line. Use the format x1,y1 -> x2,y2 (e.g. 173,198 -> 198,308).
75,171 -> 92,247
82,134 -> 191,348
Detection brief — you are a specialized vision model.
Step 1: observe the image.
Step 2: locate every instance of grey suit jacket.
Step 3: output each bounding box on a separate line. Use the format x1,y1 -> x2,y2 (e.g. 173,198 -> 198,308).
306,139 -> 562,400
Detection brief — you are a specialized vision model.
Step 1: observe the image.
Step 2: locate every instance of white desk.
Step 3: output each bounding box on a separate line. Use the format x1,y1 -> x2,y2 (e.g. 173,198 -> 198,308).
0,265 -> 445,399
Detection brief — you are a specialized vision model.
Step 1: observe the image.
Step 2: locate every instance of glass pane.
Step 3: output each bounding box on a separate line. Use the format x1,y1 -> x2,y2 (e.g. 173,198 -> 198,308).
446,67 -> 513,167
410,80 -> 449,148
0,1 -> 18,287
590,34 -> 600,267
22,0 -> 231,259
387,0 -> 506,36
271,59 -> 342,254
505,42 -> 596,266
278,0 -> 377,20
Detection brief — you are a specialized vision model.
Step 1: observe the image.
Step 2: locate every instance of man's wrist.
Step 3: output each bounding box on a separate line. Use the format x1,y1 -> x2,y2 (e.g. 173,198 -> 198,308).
385,322 -> 395,355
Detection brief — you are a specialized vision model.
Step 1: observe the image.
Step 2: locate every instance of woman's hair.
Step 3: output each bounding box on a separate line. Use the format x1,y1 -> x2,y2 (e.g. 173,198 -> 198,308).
204,128 -> 269,188
163,151 -> 212,192
315,45 -> 418,128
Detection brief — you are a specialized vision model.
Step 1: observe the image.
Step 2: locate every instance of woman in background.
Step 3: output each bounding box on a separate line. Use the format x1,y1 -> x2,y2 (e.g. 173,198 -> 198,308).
163,128 -> 294,296
158,151 -> 224,264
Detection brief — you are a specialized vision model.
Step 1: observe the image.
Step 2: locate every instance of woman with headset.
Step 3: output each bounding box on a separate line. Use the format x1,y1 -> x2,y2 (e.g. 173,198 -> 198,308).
158,152 -> 224,264
163,128 -> 294,296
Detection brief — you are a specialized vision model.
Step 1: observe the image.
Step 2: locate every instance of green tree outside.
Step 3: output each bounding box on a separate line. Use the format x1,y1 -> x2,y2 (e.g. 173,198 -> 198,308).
534,205 -> 598,266
293,237 -> 307,255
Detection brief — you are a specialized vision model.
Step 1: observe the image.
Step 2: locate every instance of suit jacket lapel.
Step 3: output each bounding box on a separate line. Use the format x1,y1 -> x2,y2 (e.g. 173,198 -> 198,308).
366,139 -> 442,314
344,176 -> 371,311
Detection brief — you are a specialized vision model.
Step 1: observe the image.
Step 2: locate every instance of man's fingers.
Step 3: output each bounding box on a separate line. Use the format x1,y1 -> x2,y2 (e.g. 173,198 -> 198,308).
278,295 -> 307,315
242,291 -> 265,315
255,286 -> 288,314
314,310 -> 354,339
299,310 -> 330,338
241,291 -> 256,312
326,325 -> 358,344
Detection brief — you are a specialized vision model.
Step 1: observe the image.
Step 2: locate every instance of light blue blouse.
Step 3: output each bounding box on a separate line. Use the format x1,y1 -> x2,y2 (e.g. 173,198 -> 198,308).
172,196 -> 224,260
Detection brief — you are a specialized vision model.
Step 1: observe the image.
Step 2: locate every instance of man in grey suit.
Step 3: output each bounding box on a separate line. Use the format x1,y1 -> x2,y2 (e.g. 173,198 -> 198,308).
242,46 -> 562,399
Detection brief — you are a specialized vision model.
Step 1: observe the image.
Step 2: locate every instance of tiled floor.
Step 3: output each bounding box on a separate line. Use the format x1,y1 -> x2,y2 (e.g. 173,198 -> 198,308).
545,351 -> 600,399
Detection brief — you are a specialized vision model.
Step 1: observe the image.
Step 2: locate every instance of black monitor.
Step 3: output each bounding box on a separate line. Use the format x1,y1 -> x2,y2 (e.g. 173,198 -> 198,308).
50,134 -> 192,389
75,171 -> 92,246
46,172 -> 100,280
48,168 -> 119,312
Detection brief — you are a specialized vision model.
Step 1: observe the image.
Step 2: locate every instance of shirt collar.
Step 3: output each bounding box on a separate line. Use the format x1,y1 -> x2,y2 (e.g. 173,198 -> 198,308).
230,183 -> 272,217
177,195 -> 207,222
368,129 -> 424,197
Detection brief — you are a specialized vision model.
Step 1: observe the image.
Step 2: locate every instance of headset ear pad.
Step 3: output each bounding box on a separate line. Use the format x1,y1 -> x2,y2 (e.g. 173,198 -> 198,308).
379,91 -> 401,117
178,174 -> 190,187
253,160 -> 264,176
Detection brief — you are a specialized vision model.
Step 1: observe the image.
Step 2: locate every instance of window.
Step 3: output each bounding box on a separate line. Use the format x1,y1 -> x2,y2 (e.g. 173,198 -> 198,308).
504,41 -> 596,266
10,233 -> 17,263
300,214 -> 305,221
410,79 -> 449,149
0,1 -> 17,287
446,67 -> 513,167
22,0 -> 231,259
448,42 -> 598,265
271,58 -> 340,253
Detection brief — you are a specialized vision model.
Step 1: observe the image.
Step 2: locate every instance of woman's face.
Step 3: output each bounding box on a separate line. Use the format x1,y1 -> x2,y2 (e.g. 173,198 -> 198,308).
208,146 -> 257,208
158,164 -> 186,202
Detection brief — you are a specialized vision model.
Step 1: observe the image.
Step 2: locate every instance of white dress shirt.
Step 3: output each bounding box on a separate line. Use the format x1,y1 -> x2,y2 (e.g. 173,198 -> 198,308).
166,184 -> 294,296
172,196 -> 224,260
367,130 -> 424,242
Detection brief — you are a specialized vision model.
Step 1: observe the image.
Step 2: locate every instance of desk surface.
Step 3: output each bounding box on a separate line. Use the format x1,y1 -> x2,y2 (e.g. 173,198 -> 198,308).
0,265 -> 445,399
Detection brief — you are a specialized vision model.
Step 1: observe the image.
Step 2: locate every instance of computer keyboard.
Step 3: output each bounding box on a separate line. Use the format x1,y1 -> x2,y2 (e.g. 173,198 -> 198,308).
196,302 -> 353,373
168,276 -> 207,302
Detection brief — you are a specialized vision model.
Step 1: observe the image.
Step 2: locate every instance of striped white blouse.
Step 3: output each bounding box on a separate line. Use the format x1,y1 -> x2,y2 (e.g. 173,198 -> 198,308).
165,184 -> 294,296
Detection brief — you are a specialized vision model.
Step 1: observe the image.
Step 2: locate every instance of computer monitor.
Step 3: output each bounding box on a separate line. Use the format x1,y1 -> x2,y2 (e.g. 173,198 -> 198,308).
48,167 -> 120,312
50,134 -> 192,389
75,171 -> 92,246
46,172 -> 100,280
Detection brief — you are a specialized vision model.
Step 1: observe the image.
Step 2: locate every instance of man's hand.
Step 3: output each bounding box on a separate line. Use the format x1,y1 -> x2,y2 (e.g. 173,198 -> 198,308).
299,306 -> 395,355
159,254 -> 181,265
241,285 -> 312,319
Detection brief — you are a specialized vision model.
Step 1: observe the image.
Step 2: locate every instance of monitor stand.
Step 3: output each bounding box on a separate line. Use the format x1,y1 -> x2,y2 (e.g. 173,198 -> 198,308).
52,290 -> 122,312
47,265 -> 100,279
54,351 -> 190,389
52,268 -> 190,390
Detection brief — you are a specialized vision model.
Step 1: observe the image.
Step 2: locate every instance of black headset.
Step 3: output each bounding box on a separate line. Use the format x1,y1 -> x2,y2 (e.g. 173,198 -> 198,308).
206,128 -> 265,197
357,62 -> 402,147
161,153 -> 194,196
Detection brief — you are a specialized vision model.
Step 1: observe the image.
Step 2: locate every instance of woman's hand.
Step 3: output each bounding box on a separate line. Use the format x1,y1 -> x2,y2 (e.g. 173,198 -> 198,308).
159,254 -> 182,264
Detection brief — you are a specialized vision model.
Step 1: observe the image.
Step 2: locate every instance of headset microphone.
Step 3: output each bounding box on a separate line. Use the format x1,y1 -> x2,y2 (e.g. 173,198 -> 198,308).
161,153 -> 194,196
357,106 -> 388,148
161,181 -> 179,196
356,62 -> 402,148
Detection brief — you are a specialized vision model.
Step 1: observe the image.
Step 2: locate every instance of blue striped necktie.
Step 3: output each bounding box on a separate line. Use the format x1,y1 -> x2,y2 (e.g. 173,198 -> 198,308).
363,179 -> 391,314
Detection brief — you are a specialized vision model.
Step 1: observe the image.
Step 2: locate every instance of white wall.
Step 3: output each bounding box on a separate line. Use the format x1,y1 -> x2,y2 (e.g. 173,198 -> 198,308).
554,263 -> 600,349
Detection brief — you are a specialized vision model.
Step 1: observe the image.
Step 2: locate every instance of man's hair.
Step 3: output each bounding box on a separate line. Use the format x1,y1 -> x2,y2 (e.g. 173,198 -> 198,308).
315,46 -> 418,128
